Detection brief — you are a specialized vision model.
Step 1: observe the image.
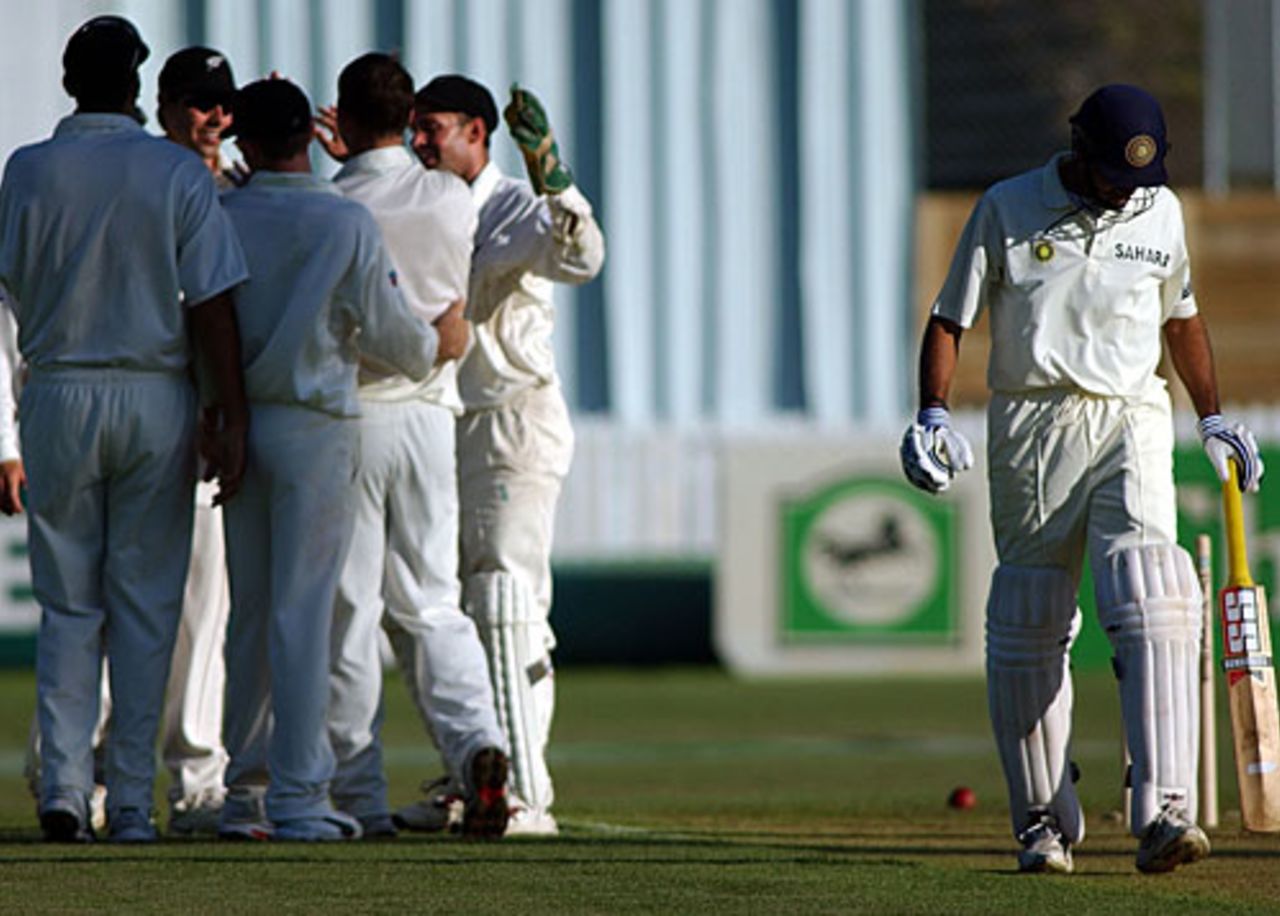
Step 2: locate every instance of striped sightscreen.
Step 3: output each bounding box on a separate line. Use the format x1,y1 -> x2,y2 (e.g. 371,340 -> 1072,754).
0,0 -> 915,428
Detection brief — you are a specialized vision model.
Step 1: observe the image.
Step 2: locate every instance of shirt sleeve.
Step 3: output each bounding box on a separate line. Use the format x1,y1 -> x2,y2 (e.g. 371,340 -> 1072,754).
174,159 -> 250,306
1161,200 -> 1197,322
498,183 -> 606,286
930,194 -> 999,329
345,212 -> 439,381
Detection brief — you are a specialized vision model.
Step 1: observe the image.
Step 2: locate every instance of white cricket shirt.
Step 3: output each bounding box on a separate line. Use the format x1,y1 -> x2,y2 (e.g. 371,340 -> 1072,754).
221,171 -> 438,418
932,153 -> 1197,397
0,114 -> 248,372
334,145 -> 474,410
457,162 -> 605,410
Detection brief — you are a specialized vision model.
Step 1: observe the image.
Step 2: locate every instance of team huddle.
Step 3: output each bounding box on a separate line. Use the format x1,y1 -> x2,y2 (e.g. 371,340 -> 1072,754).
0,15 -> 602,843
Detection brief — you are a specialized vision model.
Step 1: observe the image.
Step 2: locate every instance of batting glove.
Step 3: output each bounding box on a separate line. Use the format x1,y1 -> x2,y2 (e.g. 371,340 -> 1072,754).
504,84 -> 573,195
899,406 -> 974,495
1199,413 -> 1264,492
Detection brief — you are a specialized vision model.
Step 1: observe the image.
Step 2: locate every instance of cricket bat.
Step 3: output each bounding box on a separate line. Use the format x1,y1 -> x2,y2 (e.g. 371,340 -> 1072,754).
1219,462 -> 1280,832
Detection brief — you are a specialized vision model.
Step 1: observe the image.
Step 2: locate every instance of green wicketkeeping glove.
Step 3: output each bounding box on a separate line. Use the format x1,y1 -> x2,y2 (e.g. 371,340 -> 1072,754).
504,83 -> 572,195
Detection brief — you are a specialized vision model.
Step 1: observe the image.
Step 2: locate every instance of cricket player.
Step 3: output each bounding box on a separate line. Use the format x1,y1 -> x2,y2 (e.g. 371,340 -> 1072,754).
901,84 -> 1262,874
0,16 -> 249,843
312,52 -> 509,839
216,77 -> 467,841
14,44 -> 246,838
406,75 -> 604,835
154,44 -> 242,836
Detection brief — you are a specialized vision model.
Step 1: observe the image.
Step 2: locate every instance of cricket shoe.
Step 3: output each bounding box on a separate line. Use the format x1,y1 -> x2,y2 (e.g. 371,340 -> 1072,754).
108,807 -> 158,844
1135,805 -> 1210,874
357,813 -> 399,839
1016,818 -> 1073,874
393,775 -> 464,833
218,790 -> 273,841
504,798 -> 559,838
40,805 -> 94,844
462,747 -> 510,840
169,790 -> 225,837
274,810 -> 363,842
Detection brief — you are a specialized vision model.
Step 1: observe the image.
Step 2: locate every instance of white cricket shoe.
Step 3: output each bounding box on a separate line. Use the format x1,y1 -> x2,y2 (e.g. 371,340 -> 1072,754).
1135,805 -> 1210,874
393,776 -> 464,833
1016,819 -> 1073,874
505,800 -> 559,838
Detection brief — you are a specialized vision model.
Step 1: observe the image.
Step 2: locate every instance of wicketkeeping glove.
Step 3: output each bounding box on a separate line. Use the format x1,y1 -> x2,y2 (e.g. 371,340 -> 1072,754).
1199,413 -> 1264,492
504,83 -> 572,195
900,406 -> 974,495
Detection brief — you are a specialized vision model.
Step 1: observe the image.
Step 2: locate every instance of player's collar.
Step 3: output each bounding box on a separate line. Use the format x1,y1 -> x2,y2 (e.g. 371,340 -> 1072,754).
1040,152 -> 1076,211
244,171 -> 341,195
471,160 -> 502,209
54,113 -> 146,137
334,144 -> 413,180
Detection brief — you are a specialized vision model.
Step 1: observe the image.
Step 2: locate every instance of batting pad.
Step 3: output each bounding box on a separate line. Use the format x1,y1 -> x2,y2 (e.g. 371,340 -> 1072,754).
986,564 -> 1085,843
463,571 -> 554,810
1095,543 -> 1202,835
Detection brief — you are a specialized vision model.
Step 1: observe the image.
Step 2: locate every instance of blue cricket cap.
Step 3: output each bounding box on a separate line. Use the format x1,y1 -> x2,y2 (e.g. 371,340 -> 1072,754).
1069,84 -> 1169,188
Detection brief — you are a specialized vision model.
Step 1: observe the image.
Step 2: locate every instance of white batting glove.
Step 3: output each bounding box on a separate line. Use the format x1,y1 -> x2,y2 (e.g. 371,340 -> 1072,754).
1199,414 -> 1264,492
900,406 -> 974,494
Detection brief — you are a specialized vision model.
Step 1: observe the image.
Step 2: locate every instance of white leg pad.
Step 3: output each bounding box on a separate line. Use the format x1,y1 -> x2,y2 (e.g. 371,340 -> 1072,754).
987,564 -> 1084,844
1094,543 -> 1201,835
463,572 -> 554,810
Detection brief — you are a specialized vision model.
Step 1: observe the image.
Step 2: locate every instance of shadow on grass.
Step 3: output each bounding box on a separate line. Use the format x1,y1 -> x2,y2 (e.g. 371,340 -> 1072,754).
0,822 -> 1276,870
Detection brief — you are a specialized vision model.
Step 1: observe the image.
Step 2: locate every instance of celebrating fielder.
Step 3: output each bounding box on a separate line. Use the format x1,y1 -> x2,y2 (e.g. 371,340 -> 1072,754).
901,85 -> 1262,874
407,75 -> 604,835
314,52 -> 509,840
216,78 -> 460,841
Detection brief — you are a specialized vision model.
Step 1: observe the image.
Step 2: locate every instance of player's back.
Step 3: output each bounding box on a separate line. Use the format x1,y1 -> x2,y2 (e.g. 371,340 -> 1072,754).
0,114 -> 230,371
333,147 -> 472,405
334,147 -> 473,324
222,171 -> 434,417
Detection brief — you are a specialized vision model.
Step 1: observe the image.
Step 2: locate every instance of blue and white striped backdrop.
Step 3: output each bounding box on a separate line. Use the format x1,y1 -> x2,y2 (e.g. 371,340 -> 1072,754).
0,0 -> 916,429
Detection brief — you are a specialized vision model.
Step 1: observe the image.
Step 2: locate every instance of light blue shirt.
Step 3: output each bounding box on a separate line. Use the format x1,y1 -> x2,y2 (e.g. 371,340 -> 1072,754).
0,113 -> 248,371
221,171 -> 438,417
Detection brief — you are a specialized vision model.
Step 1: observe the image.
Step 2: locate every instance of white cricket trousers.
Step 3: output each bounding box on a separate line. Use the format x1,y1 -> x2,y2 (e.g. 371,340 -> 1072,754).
222,404 -> 357,824
23,368 -> 197,822
987,379 -> 1178,570
457,384 -> 572,811
161,482 -> 229,809
329,398 -> 504,819
984,379 -> 1182,837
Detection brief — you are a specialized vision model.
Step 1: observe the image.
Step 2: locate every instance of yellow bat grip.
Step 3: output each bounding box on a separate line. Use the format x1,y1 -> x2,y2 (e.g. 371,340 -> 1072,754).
1223,460 -> 1253,588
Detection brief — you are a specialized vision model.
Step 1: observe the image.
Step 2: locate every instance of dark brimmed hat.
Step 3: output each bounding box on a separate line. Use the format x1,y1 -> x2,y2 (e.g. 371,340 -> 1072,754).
1069,84 -> 1169,188
228,79 -> 312,140
415,75 -> 498,134
63,16 -> 149,86
160,47 -> 236,108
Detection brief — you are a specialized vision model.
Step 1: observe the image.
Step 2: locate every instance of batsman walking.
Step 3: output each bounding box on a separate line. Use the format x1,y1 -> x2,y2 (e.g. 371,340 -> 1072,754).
901,84 -> 1263,874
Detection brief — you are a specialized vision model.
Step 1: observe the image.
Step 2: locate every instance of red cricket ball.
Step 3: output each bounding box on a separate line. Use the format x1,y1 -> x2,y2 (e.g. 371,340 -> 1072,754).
948,786 -> 977,810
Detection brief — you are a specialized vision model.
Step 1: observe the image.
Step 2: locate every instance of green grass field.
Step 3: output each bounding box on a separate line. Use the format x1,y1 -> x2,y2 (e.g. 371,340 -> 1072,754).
1,666 -> 1278,913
